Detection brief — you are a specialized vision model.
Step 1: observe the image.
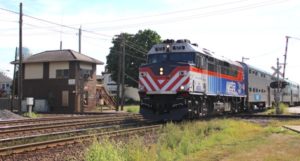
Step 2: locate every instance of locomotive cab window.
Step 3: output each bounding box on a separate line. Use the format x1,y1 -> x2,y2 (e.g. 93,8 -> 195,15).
147,52 -> 195,64
169,52 -> 195,63
148,54 -> 167,64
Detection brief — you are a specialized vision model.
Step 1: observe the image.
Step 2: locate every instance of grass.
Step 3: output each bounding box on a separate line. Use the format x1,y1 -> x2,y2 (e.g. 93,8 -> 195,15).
123,105 -> 140,113
84,119 -> 300,161
262,103 -> 289,115
23,112 -> 39,118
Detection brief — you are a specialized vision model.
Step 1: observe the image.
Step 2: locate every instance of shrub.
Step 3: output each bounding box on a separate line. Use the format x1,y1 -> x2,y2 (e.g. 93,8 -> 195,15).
124,105 -> 140,113
23,112 -> 38,118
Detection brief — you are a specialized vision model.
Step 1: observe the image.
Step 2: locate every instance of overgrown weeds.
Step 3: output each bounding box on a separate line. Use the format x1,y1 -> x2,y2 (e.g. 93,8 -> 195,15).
263,103 -> 289,115
85,119 -> 265,161
124,105 -> 140,113
23,112 -> 39,118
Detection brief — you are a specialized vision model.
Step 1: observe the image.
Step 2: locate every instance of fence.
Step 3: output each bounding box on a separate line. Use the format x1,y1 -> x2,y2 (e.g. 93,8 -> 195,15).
0,98 -> 19,111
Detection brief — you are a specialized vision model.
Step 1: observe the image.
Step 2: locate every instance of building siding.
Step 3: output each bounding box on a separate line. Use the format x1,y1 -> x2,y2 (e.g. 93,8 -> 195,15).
49,62 -> 69,79
24,63 -> 43,79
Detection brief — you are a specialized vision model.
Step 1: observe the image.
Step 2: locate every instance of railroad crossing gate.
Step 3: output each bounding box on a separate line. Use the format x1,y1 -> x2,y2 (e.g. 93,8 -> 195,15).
271,66 -> 283,77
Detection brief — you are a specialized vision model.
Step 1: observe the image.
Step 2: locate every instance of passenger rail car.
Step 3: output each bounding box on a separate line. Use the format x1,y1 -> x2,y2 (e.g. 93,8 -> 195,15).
241,63 -> 300,110
139,39 -> 246,120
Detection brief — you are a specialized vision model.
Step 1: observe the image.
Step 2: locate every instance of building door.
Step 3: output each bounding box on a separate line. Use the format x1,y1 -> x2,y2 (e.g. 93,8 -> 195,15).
62,90 -> 69,107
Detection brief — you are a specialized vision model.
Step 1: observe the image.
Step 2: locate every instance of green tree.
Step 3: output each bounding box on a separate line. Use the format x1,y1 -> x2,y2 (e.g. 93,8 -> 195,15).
106,29 -> 161,87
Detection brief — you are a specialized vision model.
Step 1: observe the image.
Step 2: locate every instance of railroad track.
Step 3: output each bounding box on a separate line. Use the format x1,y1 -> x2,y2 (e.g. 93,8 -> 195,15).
232,114 -> 300,119
0,124 -> 162,158
0,115 -> 145,139
0,120 -> 157,147
0,113 -> 140,126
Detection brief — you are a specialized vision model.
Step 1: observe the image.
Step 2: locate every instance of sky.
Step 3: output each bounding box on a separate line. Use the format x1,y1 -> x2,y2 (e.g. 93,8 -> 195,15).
0,0 -> 300,83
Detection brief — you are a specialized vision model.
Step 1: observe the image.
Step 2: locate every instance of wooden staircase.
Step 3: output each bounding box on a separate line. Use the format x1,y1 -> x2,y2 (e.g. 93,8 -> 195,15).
96,85 -> 116,109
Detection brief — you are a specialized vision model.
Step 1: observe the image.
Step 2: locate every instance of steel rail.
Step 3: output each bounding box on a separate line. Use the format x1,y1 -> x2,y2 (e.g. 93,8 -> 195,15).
0,115 -> 142,131
0,113 -> 141,126
231,114 -> 300,119
0,117 -> 146,139
0,121 -> 157,147
0,125 -> 162,156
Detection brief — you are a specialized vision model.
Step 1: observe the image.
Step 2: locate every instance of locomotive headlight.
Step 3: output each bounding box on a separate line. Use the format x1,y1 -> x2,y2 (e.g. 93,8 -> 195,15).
159,67 -> 164,75
180,85 -> 185,90
139,72 -> 147,77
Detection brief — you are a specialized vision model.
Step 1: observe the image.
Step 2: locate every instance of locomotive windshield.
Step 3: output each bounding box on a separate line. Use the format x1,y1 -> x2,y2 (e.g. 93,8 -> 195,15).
147,52 -> 195,64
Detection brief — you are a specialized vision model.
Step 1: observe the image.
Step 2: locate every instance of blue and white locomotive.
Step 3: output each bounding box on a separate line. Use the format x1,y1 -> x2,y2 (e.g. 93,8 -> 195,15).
139,39 -> 247,119
138,39 -> 300,120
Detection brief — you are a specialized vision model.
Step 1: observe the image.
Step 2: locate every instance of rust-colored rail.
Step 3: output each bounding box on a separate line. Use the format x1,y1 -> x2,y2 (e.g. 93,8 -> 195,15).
0,125 -> 161,157
0,115 -> 145,139
232,114 -> 300,119
0,113 -> 141,126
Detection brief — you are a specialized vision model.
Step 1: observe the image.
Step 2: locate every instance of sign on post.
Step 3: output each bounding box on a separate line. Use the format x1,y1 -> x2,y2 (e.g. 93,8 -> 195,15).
271,66 -> 283,77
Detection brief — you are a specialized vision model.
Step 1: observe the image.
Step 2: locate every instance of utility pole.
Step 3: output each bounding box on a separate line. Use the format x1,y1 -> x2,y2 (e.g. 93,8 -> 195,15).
79,26 -> 82,53
242,57 -> 249,63
18,2 -> 23,114
60,41 -> 62,50
120,36 -> 126,111
282,36 -> 290,79
275,58 -> 280,114
11,47 -> 18,112
116,35 -> 122,111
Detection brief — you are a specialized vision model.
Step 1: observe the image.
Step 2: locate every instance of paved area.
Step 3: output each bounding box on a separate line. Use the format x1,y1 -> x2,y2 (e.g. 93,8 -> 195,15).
288,106 -> 300,114
283,125 -> 300,133
284,107 -> 300,133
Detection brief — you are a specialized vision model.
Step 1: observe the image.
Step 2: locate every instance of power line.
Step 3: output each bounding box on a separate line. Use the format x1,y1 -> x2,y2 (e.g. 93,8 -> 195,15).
88,0 -> 287,31
125,43 -> 148,56
125,73 -> 138,84
70,0 -> 252,25
110,51 -> 146,62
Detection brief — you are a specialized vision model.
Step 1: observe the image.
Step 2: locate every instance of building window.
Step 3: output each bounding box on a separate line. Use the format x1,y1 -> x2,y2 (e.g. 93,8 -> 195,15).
56,69 -> 69,79
80,69 -> 92,79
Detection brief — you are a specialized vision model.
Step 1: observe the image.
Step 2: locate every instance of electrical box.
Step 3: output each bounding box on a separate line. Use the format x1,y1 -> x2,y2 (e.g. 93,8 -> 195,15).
26,97 -> 34,106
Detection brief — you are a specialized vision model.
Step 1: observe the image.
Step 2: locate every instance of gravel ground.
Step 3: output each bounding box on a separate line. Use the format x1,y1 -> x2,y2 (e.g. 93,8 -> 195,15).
1,129 -> 160,161
0,110 -> 25,121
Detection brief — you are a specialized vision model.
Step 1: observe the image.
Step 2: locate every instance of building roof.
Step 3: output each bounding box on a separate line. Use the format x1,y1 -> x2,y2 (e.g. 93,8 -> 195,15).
11,49 -> 104,65
0,72 -> 12,83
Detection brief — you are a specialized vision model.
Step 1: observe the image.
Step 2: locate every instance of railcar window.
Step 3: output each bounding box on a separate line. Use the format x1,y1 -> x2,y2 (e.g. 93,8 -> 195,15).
169,52 -> 195,63
249,87 -> 252,92
148,52 -> 196,64
148,54 -> 167,64
196,54 -> 203,68
208,63 -> 216,72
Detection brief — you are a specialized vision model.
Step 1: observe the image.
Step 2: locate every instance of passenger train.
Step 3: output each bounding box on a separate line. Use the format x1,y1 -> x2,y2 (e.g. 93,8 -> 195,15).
138,39 -> 300,120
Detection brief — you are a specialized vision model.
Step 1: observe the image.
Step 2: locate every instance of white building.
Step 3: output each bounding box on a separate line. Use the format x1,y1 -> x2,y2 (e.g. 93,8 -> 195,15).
98,72 -> 140,101
0,71 -> 12,96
